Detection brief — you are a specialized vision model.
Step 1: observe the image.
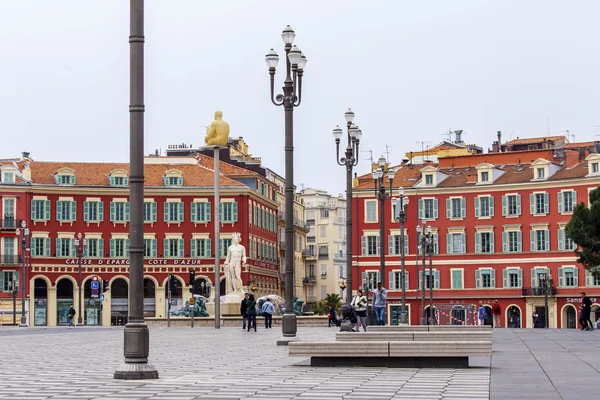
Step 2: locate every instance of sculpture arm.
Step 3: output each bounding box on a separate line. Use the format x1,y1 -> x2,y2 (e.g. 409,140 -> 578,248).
224,246 -> 231,266
205,122 -> 215,141
242,246 -> 247,264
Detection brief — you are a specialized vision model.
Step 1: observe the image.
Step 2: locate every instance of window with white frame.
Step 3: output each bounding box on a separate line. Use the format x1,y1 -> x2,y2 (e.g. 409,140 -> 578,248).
390,270 -> 409,290
503,268 -> 522,288
31,237 -> 50,257
190,201 -> 210,223
418,198 -> 438,220
110,238 -> 129,258
420,270 -> 440,289
446,232 -> 466,254
164,201 -> 184,223
361,235 -> 380,255
84,201 -> 104,222
531,267 -> 550,287
110,201 -> 130,222
447,197 -> 466,219
365,201 -> 377,222
320,209 -> 329,218
502,194 -> 521,217
475,196 -> 494,218
475,231 -> 494,253
502,230 -> 522,253
558,228 -> 576,251
2,172 -> 15,183
56,200 -> 76,222
219,202 -> 238,223
165,238 -> 184,258
362,271 -> 380,290
476,268 -> 496,288
425,174 -> 433,185
585,269 -> 600,287
558,190 -> 577,213
143,201 -> 157,223
388,234 -> 409,255
190,238 -> 210,258
451,269 -> 463,289
531,193 -> 549,215
593,162 -> 600,174
558,266 -> 578,287
56,238 -> 73,258
536,167 -> 545,179
85,238 -> 103,258
530,229 -> 549,252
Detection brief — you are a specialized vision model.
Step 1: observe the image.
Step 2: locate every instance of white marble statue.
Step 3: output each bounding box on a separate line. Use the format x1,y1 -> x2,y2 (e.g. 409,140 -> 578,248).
224,233 -> 246,295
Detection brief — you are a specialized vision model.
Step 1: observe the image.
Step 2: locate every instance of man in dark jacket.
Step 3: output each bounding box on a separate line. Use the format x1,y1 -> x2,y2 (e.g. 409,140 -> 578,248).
68,305 -> 76,327
580,292 -> 594,331
240,293 -> 249,330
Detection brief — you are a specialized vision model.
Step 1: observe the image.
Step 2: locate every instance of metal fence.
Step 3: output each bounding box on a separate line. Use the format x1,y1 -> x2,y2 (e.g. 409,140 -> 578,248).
432,304 -> 476,325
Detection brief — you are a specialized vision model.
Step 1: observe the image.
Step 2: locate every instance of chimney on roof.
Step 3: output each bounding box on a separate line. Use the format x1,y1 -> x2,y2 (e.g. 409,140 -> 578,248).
401,158 -> 409,165
424,159 -> 434,166
454,130 -> 464,145
565,149 -> 579,168
21,151 -> 30,159
497,131 -> 502,152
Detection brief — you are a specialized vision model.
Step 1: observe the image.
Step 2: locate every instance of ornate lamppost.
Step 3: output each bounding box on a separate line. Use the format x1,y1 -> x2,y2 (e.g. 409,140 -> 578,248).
265,25 -> 307,345
417,223 -> 434,325
372,156 -> 395,288
393,188 -> 410,325
74,233 -> 86,326
333,110 -> 362,303
15,221 -> 29,327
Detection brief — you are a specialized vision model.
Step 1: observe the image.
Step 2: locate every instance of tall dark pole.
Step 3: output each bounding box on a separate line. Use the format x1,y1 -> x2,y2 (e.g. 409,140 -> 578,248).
77,237 -> 83,326
420,232 -> 426,325
544,273 -> 549,329
378,192 -> 385,287
428,246 -> 434,325
17,224 -> 28,327
333,114 -> 361,303
115,0 -> 157,379
266,26 -> 306,345
395,193 -> 409,325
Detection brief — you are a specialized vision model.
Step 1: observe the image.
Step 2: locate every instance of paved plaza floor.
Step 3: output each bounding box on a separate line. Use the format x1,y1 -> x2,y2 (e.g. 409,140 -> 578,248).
0,325 -> 596,400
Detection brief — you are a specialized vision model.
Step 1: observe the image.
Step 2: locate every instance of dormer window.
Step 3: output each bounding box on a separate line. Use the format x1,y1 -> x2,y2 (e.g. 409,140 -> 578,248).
109,169 -> 129,187
163,169 -> 183,186
425,174 -> 433,185
59,175 -> 74,185
419,165 -> 447,187
536,168 -> 545,179
475,163 -> 500,185
2,172 -> 15,183
480,171 -> 489,183
54,168 -> 76,185
593,163 -> 599,174
587,154 -> 600,176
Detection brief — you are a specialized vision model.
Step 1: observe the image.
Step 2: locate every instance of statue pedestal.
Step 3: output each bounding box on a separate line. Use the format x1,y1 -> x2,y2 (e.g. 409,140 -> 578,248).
206,291 -> 245,317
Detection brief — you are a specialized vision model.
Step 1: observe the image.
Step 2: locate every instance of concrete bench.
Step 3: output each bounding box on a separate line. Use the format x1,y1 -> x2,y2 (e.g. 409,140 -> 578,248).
336,331 -> 492,342
288,340 -> 491,367
367,325 -> 491,332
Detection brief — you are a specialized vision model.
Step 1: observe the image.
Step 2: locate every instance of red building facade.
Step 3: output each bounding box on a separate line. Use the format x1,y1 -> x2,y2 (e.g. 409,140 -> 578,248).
352,148 -> 600,328
0,154 -> 279,326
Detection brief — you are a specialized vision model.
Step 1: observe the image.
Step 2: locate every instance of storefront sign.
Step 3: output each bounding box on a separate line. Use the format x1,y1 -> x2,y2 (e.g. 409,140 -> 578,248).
250,260 -> 278,270
63,258 -> 205,266
567,297 -> 597,303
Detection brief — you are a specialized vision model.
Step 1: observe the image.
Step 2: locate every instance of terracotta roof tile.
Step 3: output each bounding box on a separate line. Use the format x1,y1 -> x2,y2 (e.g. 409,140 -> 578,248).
559,141 -> 597,149
504,135 -> 565,146
26,161 -> 244,187
197,154 -> 260,177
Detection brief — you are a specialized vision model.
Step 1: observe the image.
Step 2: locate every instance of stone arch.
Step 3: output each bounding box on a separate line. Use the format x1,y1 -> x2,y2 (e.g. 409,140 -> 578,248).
109,275 -> 130,285
505,304 -> 522,328
560,304 -> 578,329
30,275 -> 51,287
143,275 -> 159,288
54,274 -> 77,287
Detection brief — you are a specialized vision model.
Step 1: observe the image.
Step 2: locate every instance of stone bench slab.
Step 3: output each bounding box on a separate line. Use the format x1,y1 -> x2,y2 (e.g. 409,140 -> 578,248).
336,331 -> 492,342
389,341 -> 492,357
288,341 -> 389,357
368,325 -> 491,332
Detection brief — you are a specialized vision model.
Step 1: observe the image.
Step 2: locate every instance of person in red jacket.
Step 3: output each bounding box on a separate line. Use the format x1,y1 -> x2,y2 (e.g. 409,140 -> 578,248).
491,300 -> 502,328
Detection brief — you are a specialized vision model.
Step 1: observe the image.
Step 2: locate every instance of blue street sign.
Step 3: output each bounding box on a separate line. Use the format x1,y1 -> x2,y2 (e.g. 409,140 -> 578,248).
100,293 -> 105,301
91,281 -> 99,289
91,288 -> 99,297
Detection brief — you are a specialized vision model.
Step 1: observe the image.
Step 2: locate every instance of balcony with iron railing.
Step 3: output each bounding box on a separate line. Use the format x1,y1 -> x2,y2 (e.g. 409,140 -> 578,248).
302,275 -> 316,284
522,283 -> 557,297
277,211 -> 308,230
0,254 -> 23,265
333,217 -> 345,225
333,252 -> 345,262
318,252 -> 329,260
0,215 -> 21,230
307,236 -> 315,243
306,218 -> 315,225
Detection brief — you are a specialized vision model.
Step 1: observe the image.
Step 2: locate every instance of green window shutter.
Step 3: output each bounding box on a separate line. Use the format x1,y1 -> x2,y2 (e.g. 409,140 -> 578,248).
388,272 -> 395,290
163,239 -> 169,257
404,235 -> 409,255
461,233 -> 466,254
476,270 -> 481,288
572,191 -> 577,208
361,236 -> 366,255
531,268 -> 536,287
31,200 -> 37,220
530,194 -> 535,214
388,236 -> 394,255
205,202 -> 211,222
516,195 -> 521,215
475,197 -> 480,218
110,176 -> 115,186
433,199 -> 439,219
219,203 -> 224,222
125,239 -> 130,257
98,202 -> 104,221
530,230 -> 535,251
490,269 -> 496,288
233,202 -> 238,222
586,270 -> 591,287
151,239 -> 157,257
43,200 -> 50,220
461,198 -> 466,218
177,176 -> 183,186
544,229 -> 549,251
558,229 -> 564,251
558,192 -> 563,213
558,267 -> 564,287
98,239 -> 104,257
191,239 -> 197,257
71,201 -> 76,221
44,238 -> 50,257
124,177 -> 129,186
191,203 -> 197,222
84,241 -> 89,257
502,195 -> 507,216
517,269 -> 522,287
434,270 -> 440,289
446,234 -> 452,255
361,272 -> 366,288
433,234 -> 439,254
543,193 -> 549,214
178,202 -> 184,222
164,203 -> 169,222
573,267 -> 579,287
178,239 -> 184,258
56,201 -> 63,220
151,202 -> 157,222
220,239 -> 224,258
55,238 -> 60,256
446,199 -> 451,218
375,235 -> 380,255
206,239 -> 211,257
502,232 -> 508,253
110,239 -> 115,258
503,268 -> 508,288
490,232 -> 495,253
475,232 -> 481,254
84,202 -> 89,221
418,199 -> 424,219
125,202 -> 131,222
489,196 -> 494,216
517,231 -> 522,252
110,202 -> 115,222
163,176 -> 168,186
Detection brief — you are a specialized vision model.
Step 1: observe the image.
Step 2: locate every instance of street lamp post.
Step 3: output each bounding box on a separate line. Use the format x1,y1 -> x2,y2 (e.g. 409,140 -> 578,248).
541,272 -> 549,328
265,25 -> 307,345
393,188 -> 410,325
114,0 -> 158,380
372,156 -> 395,288
417,223 -> 433,324
15,221 -> 29,327
74,233 -> 86,326
333,110 -> 362,303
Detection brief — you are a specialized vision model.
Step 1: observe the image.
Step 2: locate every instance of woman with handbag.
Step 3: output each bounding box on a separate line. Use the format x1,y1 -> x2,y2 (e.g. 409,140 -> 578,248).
246,293 -> 257,332
351,289 -> 368,332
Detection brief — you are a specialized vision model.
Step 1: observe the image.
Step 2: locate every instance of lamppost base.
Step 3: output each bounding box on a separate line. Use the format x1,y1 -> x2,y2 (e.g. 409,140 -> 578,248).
420,318 -> 427,325
114,322 -> 159,380
18,323 -> 28,328
399,311 -> 409,325
19,316 -> 27,327
277,313 -> 298,346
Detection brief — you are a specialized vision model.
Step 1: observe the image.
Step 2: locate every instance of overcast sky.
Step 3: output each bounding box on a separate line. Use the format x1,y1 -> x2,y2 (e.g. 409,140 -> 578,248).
2,0 -> 600,195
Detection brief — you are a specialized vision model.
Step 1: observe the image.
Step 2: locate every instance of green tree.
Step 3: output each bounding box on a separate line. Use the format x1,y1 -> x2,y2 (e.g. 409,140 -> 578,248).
311,300 -> 329,315
566,186 -> 600,279
325,293 -> 342,312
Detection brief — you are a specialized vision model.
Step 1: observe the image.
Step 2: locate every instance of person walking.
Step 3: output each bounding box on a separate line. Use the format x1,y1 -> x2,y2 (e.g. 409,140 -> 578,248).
373,282 -> 387,326
579,292 -> 594,331
532,310 -> 539,328
351,289 -> 368,332
246,293 -> 257,332
261,297 -> 274,329
477,301 -> 486,326
328,305 -> 339,327
68,305 -> 76,327
240,293 -> 249,330
492,300 -> 502,328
